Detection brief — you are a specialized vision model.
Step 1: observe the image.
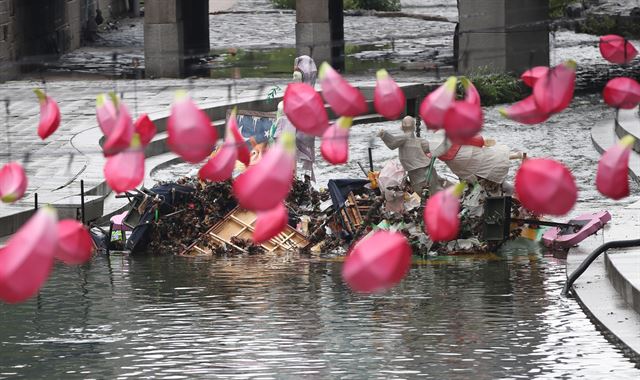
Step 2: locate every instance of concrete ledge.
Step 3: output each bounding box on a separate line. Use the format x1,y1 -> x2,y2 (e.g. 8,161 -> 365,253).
591,116 -> 640,185
606,250 -> 640,315
614,107 -> 640,154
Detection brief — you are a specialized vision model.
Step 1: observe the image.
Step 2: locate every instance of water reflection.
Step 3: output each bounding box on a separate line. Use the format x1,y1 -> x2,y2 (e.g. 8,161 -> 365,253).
1,251 -> 638,378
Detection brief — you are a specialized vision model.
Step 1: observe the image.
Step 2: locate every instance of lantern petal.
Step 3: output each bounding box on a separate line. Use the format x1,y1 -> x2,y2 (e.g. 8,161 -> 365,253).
520,66 -> 549,88
596,135 -> 635,200
0,207 -> 58,303
0,162 -> 28,203
134,114 -> 157,147
460,77 -> 481,106
96,93 -> 118,137
423,184 -> 464,242
419,76 -> 457,130
603,77 -> 640,109
56,219 -> 94,265
533,60 -> 576,115
283,83 -> 329,136
104,138 -> 145,193
34,89 -> 61,140
320,117 -> 352,165
499,95 -> 550,125
599,35 -> 638,65
228,112 -> 251,166
232,132 -> 295,211
374,69 -> 406,120
342,231 -> 412,293
167,91 -> 218,163
319,62 -> 368,117
103,102 -> 134,157
515,158 -> 577,215
199,135 -> 238,182
444,101 -> 483,144
253,203 -> 288,244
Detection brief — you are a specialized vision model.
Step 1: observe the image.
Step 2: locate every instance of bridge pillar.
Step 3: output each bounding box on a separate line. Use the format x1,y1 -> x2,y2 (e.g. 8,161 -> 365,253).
144,0 -> 209,78
457,0 -> 549,75
296,0 -> 344,71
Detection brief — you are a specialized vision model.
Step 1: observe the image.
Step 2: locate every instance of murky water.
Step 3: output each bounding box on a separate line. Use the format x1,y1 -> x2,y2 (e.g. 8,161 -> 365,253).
4,95 -> 638,378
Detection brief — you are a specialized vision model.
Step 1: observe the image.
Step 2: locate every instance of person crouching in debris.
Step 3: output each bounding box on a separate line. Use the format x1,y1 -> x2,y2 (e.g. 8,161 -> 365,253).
377,116 -> 442,194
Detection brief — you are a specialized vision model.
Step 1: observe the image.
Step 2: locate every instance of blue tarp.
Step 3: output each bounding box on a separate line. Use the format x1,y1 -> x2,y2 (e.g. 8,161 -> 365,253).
327,179 -> 370,210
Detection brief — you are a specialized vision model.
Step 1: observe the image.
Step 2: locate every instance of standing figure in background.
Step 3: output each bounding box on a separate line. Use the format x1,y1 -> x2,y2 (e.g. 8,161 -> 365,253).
378,116 -> 442,194
292,55 -> 318,181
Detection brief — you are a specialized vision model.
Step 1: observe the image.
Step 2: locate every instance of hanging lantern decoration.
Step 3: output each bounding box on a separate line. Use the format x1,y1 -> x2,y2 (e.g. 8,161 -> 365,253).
419,76 -> 458,130
55,219 -> 94,265
167,91 -> 218,163
520,66 -> 550,88
103,101 -> 134,157
599,35 -> 638,65
460,76 -> 481,106
104,135 -> 145,193
319,62 -> 368,117
283,83 -> 329,136
423,183 -> 465,242
533,60 -> 576,115
0,206 -> 58,304
320,117 -> 352,165
232,132 -> 295,211
374,69 -> 406,120
444,101 -> 483,144
33,89 -> 60,140
95,93 -> 118,136
515,158 -> 577,215
227,110 -> 251,166
602,77 -> 640,109
596,135 -> 635,200
499,95 -> 550,125
134,114 -> 157,147
253,203 -> 288,244
0,162 -> 28,203
342,230 -> 412,293
199,123 -> 238,182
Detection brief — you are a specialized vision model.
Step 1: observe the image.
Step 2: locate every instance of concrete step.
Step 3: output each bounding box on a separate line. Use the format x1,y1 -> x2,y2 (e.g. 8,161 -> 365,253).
606,248 -> 640,315
591,117 -> 640,184
614,107 -> 640,154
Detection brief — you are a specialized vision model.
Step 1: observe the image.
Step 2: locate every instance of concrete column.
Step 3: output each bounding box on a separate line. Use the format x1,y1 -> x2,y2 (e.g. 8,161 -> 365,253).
457,0 -> 549,75
182,0 -> 209,60
144,0 -> 184,78
296,0 -> 344,71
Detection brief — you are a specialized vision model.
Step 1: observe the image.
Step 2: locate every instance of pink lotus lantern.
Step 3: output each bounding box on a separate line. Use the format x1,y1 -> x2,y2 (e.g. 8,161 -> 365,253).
228,112 -> 251,166
253,203 -> 288,244
134,114 -> 157,147
283,83 -> 329,136
460,77 -> 481,106
0,162 -> 28,203
423,183 -> 465,242
319,62 -> 368,117
233,132 -> 295,211
34,89 -> 60,140
103,101 -> 134,156
499,95 -> 550,125
374,69 -> 406,120
199,127 -> 238,182
444,101 -> 483,144
419,76 -> 457,130
320,117 -> 352,165
599,35 -> 638,65
520,66 -> 550,88
342,230 -> 412,293
55,219 -> 93,265
167,91 -> 218,163
603,77 -> 640,109
596,135 -> 635,200
0,207 -> 58,304
515,158 -> 577,215
533,60 -> 576,115
96,93 -> 118,136
104,135 -> 145,193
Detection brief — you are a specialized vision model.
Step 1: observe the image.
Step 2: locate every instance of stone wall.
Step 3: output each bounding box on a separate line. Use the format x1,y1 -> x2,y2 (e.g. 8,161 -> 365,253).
0,0 -> 129,82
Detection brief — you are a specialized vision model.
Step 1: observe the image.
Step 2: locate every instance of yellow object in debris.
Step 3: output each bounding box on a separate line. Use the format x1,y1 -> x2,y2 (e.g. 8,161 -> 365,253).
368,171 -> 379,189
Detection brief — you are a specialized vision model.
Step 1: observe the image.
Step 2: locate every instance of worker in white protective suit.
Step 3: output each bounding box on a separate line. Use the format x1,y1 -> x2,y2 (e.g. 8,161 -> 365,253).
377,116 -> 443,194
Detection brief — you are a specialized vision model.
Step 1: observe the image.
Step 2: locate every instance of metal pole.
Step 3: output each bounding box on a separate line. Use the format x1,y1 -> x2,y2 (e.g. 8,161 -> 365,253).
34,193 -> 38,210
81,179 -> 86,225
368,148 -> 374,172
